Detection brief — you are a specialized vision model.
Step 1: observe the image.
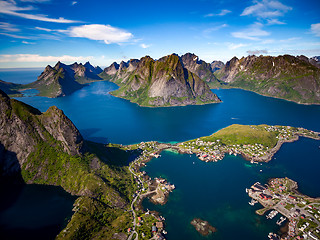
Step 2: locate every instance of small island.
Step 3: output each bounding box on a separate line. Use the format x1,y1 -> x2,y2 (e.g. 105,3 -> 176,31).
190,218 -> 217,236
247,178 -> 320,239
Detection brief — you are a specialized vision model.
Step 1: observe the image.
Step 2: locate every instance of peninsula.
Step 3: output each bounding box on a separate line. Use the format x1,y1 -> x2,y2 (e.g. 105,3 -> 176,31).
247,178 -> 320,239
177,124 -> 320,163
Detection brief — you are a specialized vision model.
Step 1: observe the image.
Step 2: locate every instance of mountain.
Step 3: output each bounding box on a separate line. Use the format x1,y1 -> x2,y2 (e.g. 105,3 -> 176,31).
103,54 -> 221,107
0,89 -> 137,238
211,60 -> 225,72
0,80 -> 22,95
25,61 -> 103,98
215,55 -> 320,104
180,53 -> 218,83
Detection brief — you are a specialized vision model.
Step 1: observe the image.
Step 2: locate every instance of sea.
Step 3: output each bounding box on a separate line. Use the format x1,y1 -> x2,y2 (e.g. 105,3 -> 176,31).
0,70 -> 320,239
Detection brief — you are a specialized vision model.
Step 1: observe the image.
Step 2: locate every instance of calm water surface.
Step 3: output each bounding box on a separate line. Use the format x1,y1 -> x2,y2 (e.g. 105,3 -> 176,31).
5,79 -> 320,239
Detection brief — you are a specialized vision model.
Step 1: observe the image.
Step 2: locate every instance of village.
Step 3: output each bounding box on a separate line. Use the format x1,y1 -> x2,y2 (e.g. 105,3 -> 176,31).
177,125 -> 320,163
247,178 -> 320,240
126,141 -> 175,240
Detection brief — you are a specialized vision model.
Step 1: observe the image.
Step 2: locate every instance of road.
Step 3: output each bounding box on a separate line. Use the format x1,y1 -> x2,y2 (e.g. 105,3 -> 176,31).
127,162 -> 140,240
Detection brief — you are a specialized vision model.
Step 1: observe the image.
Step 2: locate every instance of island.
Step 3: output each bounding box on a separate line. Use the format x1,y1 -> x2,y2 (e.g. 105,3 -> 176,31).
190,218 -> 217,236
102,54 -> 221,107
247,178 -> 320,240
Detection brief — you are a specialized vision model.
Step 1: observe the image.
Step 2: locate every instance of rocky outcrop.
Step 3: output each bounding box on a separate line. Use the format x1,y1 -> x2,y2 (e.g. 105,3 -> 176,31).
25,61 -> 103,97
105,54 -> 221,107
215,55 -> 320,104
0,89 -> 85,176
211,60 -> 225,72
190,218 -> 217,236
180,53 -> 218,83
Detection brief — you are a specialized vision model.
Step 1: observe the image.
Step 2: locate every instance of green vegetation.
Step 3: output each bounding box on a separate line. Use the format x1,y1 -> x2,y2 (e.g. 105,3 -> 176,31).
1,93 -> 142,239
214,55 -> 320,104
200,124 -> 278,148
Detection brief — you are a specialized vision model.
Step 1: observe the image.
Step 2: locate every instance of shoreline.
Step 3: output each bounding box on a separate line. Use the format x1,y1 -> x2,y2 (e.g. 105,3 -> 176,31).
247,177 -> 320,239
213,86 -> 320,106
125,125 -> 320,239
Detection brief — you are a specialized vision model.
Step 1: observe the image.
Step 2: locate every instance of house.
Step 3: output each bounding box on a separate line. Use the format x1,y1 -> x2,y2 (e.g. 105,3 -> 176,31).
156,222 -> 163,229
152,225 -> 157,233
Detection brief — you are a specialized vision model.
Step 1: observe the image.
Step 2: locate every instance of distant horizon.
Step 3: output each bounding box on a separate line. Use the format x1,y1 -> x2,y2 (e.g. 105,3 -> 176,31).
0,52 -> 319,70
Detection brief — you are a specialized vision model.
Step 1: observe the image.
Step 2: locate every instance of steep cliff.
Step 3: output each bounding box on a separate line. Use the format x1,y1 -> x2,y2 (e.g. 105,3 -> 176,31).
0,89 -> 137,238
215,55 -> 320,104
104,54 -> 221,107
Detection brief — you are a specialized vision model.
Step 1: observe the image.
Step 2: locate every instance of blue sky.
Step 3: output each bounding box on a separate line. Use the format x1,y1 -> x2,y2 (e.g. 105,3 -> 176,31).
0,0 -> 319,68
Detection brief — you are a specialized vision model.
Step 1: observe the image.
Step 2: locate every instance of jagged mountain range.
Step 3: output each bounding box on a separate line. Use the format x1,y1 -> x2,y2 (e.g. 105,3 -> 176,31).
103,54 -> 221,107
0,53 -> 320,104
215,55 -> 320,104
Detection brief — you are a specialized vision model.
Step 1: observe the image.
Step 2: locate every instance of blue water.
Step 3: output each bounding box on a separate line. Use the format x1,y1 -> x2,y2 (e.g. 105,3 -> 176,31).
0,68 -> 42,84
142,136 -> 320,239
5,79 -> 320,239
0,184 -> 76,240
15,81 -> 320,145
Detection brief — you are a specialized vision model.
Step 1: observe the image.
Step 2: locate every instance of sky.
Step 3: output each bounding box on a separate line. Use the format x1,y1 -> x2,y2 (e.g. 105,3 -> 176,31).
0,0 -> 319,68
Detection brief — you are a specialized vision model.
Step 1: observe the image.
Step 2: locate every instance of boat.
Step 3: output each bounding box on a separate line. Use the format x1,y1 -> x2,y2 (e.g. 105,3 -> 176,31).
249,199 -> 258,206
276,217 -> 286,226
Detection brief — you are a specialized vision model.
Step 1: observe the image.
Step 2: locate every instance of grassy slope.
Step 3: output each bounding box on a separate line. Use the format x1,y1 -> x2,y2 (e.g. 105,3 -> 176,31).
195,124 -> 278,148
8,99 -> 138,239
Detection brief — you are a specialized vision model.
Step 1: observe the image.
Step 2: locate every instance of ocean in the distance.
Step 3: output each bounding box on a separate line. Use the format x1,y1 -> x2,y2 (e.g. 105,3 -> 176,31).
1,70 -> 320,239
0,68 -> 42,84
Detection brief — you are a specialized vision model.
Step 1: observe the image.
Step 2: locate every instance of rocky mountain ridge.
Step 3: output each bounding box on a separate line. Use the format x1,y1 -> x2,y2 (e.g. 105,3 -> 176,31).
215,54 -> 320,104
0,89 -> 137,238
104,54 -> 221,107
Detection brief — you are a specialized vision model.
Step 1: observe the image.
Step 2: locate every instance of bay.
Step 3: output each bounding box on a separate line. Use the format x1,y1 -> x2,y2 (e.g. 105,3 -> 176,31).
15,81 -> 320,145
5,79 -> 320,239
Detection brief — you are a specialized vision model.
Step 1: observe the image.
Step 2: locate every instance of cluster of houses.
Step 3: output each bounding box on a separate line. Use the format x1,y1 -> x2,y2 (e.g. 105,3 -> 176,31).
248,178 -> 320,240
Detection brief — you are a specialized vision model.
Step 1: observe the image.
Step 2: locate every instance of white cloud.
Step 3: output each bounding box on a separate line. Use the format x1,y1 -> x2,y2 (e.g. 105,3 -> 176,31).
203,24 -> 228,34
71,1 -> 77,5
228,43 -> 249,50
261,39 -> 275,44
267,19 -> 285,25
0,0 -> 80,23
0,22 -> 19,32
35,26 -> 67,33
0,32 -> 31,39
241,0 -> 292,19
20,0 -> 51,2
311,23 -> 320,37
232,22 -> 270,40
140,43 -> 151,49
204,9 -> 231,17
247,49 -> 268,55
22,40 -> 35,44
0,54 -> 93,63
68,24 -> 134,44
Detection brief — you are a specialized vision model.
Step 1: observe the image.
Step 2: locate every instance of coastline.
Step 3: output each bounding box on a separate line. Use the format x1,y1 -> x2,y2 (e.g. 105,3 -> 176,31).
213,86 -> 320,106
124,125 -> 320,239
247,177 -> 320,239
